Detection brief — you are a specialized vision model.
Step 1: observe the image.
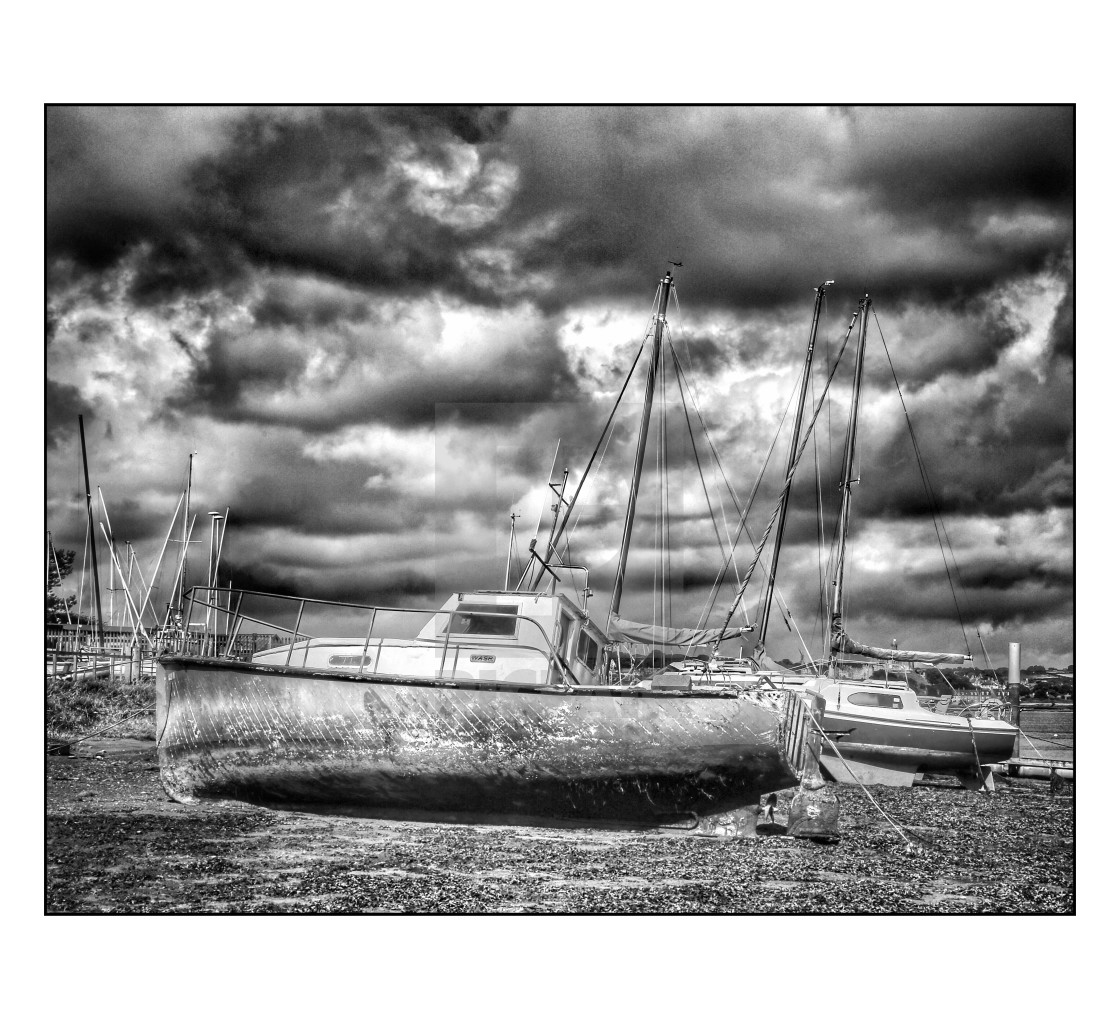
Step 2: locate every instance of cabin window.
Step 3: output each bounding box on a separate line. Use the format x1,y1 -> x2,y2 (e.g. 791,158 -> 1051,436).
576,629 -> 599,669
847,692 -> 904,710
557,613 -> 575,658
446,603 -> 519,637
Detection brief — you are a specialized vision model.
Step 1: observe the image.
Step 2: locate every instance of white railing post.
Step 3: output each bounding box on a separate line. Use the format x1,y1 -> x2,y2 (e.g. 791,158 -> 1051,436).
361,609 -> 376,674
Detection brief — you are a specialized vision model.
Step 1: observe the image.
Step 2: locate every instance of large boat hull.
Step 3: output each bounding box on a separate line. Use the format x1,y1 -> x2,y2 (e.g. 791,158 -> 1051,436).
156,657 -> 813,829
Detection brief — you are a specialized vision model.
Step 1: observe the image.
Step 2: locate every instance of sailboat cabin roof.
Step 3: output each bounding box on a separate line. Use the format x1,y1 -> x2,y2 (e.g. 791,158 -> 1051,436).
416,590 -> 609,651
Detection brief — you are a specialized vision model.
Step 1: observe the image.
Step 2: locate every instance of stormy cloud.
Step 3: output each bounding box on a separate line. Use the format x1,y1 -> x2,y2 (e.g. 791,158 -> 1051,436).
46,105 -> 1075,667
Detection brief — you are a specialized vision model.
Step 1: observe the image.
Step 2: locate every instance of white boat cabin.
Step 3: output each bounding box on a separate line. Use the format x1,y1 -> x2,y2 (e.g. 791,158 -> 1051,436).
253,589 -> 609,688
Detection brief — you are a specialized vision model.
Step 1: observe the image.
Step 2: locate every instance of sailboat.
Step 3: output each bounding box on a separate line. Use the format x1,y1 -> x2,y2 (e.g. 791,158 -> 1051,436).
155,269 -> 835,838
675,292 -> 1017,787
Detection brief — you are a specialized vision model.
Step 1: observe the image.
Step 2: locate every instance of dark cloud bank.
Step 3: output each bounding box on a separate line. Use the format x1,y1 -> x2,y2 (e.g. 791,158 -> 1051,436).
45,106 -> 1074,662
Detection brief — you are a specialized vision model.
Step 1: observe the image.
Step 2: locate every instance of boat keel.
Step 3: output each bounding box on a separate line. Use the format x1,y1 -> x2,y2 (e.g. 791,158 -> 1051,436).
956,764 -> 997,793
820,754 -> 918,788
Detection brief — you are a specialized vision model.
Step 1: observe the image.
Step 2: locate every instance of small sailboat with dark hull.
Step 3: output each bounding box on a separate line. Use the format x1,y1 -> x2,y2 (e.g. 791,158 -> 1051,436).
155,269 -> 834,838
678,291 -> 1016,787
814,295 -> 1016,785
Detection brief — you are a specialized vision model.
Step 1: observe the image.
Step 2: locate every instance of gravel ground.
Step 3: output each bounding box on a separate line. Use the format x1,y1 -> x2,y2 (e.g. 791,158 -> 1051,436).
46,740 -> 1073,914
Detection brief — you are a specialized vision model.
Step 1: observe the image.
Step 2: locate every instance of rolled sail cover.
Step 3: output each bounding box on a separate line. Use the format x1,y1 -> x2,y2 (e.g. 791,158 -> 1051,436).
830,618 -> 971,665
608,616 -> 750,650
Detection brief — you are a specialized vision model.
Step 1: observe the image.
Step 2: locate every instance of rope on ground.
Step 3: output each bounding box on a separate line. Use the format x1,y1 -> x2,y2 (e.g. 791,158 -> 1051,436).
46,702 -> 157,754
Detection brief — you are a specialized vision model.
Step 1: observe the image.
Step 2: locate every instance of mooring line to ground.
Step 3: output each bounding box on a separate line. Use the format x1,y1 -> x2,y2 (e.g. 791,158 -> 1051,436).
813,727 -> 942,853
966,718 -> 985,782
46,702 -> 157,754
1017,729 -> 1075,759
1018,730 -> 1074,751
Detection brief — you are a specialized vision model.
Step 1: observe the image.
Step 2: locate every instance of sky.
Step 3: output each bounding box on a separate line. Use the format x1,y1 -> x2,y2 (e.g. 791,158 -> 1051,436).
44,105 -> 1074,668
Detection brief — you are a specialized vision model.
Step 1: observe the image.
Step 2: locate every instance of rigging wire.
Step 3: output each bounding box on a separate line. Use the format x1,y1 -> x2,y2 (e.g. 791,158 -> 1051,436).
714,308 -> 862,642
811,360 -> 830,661
562,412 -> 621,568
667,352 -> 759,625
687,369 -> 798,631
872,306 -> 973,657
752,372 -> 808,632
665,285 -> 767,636
528,441 -> 561,570
667,344 -> 747,636
48,531 -> 75,627
668,342 -> 816,652
695,417 -> 785,632
525,330 -> 652,590
535,283 -> 665,596
77,514 -> 91,632
669,284 -> 797,643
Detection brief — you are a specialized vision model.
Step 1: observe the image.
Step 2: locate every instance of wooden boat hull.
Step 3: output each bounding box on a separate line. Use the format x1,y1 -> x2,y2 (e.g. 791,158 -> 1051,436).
156,656 -> 814,829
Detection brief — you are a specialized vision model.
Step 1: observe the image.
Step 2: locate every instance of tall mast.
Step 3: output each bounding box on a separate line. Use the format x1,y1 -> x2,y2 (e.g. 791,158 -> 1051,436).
78,415 -> 104,646
178,452 -> 194,616
542,467 -> 570,569
756,280 -> 832,654
609,269 -> 673,618
517,440 -> 561,590
829,294 -> 871,646
138,491 -> 183,629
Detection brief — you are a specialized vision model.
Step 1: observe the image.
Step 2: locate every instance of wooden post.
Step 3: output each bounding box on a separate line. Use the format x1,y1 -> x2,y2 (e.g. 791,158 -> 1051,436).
1009,641 -> 1021,760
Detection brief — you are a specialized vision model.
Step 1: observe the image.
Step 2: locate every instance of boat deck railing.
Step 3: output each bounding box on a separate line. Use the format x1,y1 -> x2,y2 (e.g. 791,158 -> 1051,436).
170,586 -> 583,687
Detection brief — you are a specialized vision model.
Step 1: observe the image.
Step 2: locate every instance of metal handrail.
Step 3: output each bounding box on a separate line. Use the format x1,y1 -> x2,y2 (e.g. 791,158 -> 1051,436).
178,586 -> 583,687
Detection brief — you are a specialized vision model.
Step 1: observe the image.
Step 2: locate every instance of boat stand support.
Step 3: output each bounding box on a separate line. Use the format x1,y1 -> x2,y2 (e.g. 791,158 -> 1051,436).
788,725 -> 841,841
957,765 -> 996,793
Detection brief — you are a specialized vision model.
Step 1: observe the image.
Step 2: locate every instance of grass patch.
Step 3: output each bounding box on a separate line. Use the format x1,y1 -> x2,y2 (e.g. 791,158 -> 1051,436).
46,666 -> 156,742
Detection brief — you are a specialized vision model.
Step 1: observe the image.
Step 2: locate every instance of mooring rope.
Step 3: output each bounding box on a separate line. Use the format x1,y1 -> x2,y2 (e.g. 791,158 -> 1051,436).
965,718 -> 989,792
814,726 -> 939,852
1017,732 -> 1074,751
1019,729 -> 1074,755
